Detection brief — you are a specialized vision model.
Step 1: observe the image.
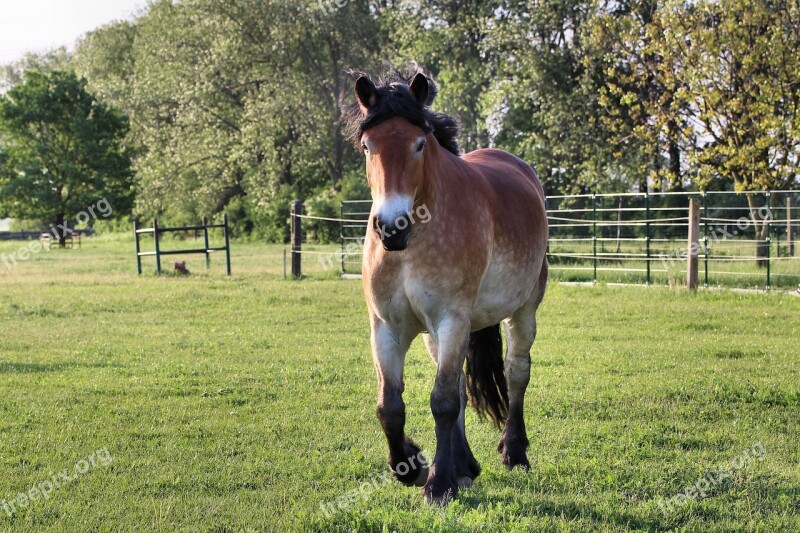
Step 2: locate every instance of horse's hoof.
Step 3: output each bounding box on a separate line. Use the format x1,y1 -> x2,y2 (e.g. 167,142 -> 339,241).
500,448 -> 530,471
502,458 -> 530,471
423,468 -> 458,505
498,435 -> 531,471
393,438 -> 429,486
423,486 -> 456,505
457,476 -> 474,489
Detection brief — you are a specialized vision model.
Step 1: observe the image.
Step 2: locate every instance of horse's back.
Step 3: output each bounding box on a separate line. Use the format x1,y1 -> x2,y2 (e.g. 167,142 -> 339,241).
461,148 -> 545,205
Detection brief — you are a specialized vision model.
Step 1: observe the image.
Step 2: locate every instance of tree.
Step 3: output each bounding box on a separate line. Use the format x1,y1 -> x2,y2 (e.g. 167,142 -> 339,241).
383,0 -> 500,152
0,70 -> 134,246
665,0 -> 800,262
72,21 -> 138,115
485,0 -> 628,195
585,0 -> 692,192
0,48 -> 70,93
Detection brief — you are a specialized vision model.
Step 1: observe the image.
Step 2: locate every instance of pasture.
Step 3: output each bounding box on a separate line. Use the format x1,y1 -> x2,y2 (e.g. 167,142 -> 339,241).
0,235 -> 798,531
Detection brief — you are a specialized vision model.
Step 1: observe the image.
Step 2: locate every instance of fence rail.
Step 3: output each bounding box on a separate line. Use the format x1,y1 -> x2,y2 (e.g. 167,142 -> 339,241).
331,191 -> 800,290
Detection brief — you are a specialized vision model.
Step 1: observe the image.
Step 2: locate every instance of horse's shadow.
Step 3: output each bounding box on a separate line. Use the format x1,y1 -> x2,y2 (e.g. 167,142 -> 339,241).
454,489 -> 691,532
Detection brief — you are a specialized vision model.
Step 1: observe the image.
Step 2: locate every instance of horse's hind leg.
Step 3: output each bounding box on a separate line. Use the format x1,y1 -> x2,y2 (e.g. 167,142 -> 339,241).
372,315 -> 428,486
423,334 -> 480,488
498,263 -> 547,470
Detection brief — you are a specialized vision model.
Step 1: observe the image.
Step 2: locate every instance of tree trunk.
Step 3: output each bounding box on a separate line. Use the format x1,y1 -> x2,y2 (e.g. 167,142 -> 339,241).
746,194 -> 772,268
55,213 -> 67,248
667,119 -> 682,191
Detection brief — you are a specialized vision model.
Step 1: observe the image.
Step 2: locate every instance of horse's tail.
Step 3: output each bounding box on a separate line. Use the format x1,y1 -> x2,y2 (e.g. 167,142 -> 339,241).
466,324 -> 508,429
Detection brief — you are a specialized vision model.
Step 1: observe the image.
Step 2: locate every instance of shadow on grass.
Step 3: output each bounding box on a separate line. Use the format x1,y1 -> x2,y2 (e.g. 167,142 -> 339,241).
454,489 -> 713,532
0,361 -> 122,374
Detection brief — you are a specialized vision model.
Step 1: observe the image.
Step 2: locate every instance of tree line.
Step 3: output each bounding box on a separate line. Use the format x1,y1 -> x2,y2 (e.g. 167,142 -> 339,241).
1,0 -> 798,242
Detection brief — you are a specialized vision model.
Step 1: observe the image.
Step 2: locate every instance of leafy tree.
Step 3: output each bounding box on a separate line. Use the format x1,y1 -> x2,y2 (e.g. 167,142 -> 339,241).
0,70 -> 134,245
0,48 -> 70,93
664,0 -> 800,261
486,0 -> 627,195
585,0 -> 691,192
382,1 -> 500,152
72,21 -> 138,115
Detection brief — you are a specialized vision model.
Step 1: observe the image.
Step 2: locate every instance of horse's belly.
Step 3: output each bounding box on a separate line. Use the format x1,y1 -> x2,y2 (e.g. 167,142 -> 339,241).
470,254 -> 536,330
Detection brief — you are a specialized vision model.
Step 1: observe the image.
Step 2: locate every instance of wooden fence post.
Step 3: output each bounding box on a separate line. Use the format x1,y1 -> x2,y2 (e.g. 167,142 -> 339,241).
788,197 -> 794,257
291,200 -> 303,278
687,198 -> 700,290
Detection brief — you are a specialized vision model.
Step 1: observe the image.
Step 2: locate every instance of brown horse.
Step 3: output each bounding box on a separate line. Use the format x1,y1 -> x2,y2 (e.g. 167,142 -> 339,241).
345,71 -> 549,504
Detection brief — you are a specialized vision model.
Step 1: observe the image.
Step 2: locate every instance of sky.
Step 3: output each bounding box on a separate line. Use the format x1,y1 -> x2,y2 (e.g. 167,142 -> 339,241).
0,0 -> 148,64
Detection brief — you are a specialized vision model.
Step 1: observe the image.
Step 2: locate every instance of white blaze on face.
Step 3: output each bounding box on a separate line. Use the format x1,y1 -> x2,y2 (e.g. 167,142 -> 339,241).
373,194 -> 414,226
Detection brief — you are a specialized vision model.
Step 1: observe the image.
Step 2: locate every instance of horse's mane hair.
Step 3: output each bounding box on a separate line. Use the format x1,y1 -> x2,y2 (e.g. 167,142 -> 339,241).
343,70 -> 461,155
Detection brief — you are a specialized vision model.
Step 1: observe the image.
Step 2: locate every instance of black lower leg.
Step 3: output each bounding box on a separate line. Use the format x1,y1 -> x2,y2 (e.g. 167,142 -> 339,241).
377,388 -> 428,485
425,374 -> 460,502
452,374 -> 480,482
452,423 -> 481,481
498,401 -> 530,469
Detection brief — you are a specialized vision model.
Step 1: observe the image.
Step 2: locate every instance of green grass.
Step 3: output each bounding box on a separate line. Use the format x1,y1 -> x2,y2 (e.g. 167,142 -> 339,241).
0,235 -> 798,531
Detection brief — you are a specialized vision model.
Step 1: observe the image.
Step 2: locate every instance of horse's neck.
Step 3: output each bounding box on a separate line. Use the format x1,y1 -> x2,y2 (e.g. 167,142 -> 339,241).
418,142 -> 467,214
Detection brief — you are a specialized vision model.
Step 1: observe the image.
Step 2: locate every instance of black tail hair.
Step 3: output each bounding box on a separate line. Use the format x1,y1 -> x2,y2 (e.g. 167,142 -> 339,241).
465,325 -> 508,429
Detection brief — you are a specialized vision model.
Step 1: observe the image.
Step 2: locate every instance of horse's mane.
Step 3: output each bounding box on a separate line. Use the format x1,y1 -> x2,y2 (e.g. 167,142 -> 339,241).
343,71 -> 461,155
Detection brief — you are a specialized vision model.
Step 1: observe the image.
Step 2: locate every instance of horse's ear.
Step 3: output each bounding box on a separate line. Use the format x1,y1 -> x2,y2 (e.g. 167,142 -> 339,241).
409,73 -> 430,106
355,76 -> 378,114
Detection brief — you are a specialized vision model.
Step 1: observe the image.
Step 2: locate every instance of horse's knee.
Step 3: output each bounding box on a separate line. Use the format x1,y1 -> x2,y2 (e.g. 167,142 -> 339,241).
430,376 -> 460,424
377,389 -> 405,436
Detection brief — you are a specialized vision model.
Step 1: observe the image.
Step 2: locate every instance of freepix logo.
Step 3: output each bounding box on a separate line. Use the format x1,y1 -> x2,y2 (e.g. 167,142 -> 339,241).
1,448 -> 113,518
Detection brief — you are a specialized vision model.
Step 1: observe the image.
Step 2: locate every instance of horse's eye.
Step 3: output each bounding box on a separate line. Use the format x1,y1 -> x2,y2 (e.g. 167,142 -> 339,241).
416,140 -> 426,152
361,142 -> 368,152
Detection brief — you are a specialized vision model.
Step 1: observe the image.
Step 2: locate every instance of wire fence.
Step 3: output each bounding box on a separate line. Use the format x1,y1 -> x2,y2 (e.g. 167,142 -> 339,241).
543,191 -> 798,290
297,191 -> 800,290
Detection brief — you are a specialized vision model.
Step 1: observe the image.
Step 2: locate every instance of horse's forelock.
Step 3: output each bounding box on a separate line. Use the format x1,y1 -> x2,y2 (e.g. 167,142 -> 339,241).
344,72 -> 460,155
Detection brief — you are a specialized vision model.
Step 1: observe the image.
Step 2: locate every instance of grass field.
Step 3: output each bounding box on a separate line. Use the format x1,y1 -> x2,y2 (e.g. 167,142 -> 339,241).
0,235 -> 798,532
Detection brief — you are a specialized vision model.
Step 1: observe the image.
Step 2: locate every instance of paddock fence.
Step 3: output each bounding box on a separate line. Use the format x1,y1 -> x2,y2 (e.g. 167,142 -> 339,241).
134,215 -> 232,275
290,191 -> 799,290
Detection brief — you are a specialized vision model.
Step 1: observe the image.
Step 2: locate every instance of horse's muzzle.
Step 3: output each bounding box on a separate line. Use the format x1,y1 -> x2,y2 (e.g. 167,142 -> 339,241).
373,214 -> 411,251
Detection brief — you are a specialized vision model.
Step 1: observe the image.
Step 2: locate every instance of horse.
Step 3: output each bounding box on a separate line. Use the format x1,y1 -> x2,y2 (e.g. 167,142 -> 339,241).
344,71 -> 549,504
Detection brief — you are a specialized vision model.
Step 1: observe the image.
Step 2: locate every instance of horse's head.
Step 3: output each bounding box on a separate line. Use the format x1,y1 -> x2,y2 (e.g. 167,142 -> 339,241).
347,72 -> 458,251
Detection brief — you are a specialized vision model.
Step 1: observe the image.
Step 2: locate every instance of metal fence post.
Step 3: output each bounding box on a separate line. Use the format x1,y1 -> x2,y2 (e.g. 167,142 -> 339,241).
592,194 -> 597,284
766,229 -> 771,291
202,216 -> 211,270
291,200 -> 303,278
340,202 -> 346,274
645,193 -> 651,285
223,214 -> 232,276
788,197 -> 794,257
702,192 -> 709,287
134,219 -> 142,275
153,219 -> 162,275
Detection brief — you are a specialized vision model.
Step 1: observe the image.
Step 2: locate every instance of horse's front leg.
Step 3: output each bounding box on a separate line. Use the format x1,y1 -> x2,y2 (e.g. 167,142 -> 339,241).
371,314 -> 428,486
424,315 -> 470,504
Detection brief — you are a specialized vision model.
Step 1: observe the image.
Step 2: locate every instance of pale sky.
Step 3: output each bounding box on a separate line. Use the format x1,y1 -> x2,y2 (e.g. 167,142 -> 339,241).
0,0 -> 149,64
